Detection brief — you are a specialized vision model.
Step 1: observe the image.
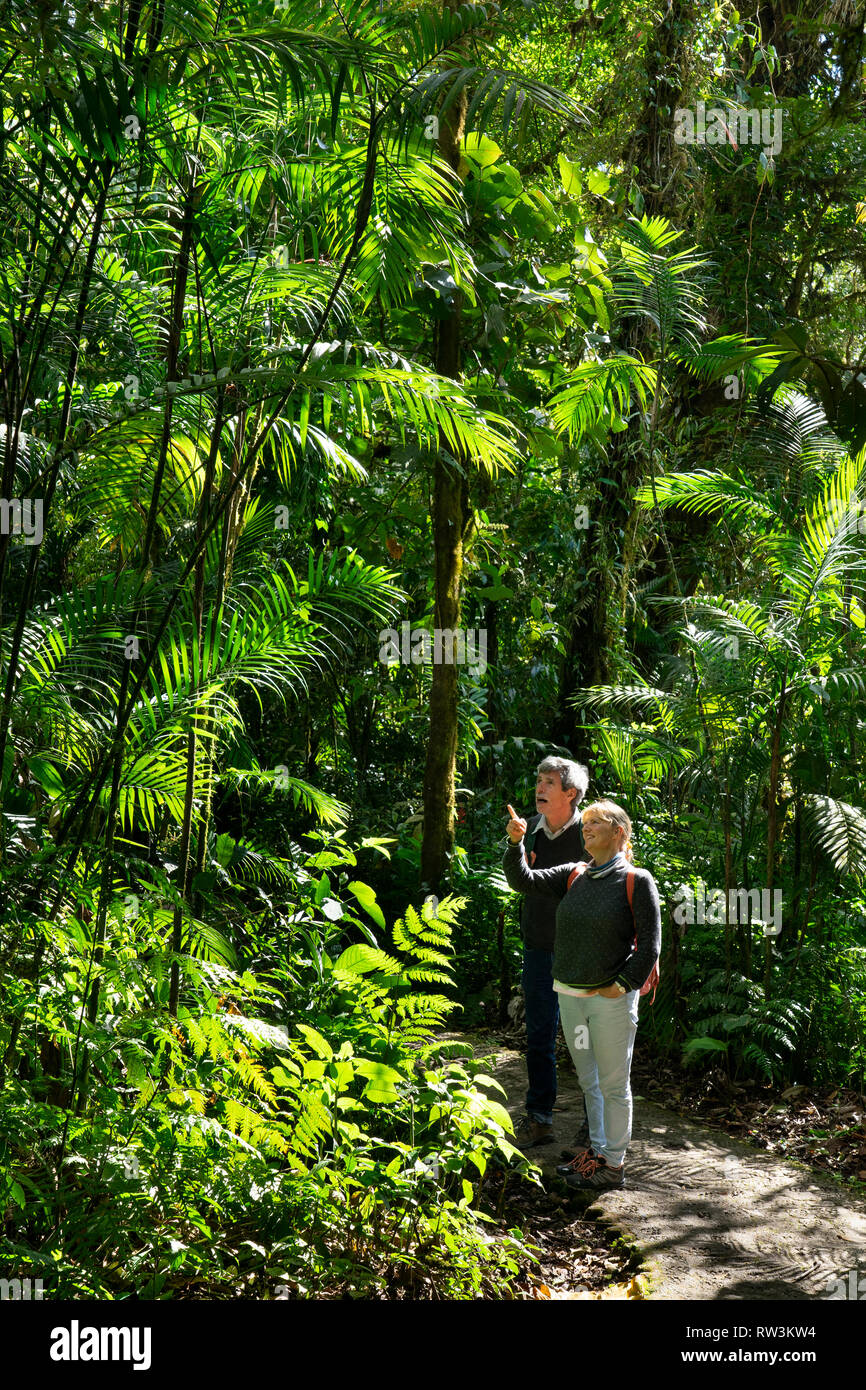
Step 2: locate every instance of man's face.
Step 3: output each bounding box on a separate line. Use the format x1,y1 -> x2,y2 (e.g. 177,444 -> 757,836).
535,770 -> 576,825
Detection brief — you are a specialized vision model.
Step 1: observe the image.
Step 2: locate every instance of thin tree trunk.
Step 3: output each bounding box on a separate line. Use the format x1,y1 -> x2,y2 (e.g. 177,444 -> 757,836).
420,1 -> 468,896
723,777 -> 733,984
764,672 -> 788,993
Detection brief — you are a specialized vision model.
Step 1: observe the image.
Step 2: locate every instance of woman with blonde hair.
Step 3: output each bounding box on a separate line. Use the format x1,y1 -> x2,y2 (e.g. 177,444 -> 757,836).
503,798 -> 661,1190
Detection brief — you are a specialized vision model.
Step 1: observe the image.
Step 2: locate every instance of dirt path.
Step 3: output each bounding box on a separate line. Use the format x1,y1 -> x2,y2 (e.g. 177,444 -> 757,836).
472,1035 -> 866,1301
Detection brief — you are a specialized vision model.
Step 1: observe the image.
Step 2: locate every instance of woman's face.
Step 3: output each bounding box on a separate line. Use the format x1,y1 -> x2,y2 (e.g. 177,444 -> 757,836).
581,809 -> 624,863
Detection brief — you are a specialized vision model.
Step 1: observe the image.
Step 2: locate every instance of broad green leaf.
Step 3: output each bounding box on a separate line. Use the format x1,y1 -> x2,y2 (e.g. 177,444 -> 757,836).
354,1059 -> 404,1103
334,943 -> 402,975
295,1024 -> 334,1061
28,757 -> 66,798
314,872 -> 330,906
461,133 -> 502,169
346,881 -> 386,929
558,153 -> 582,197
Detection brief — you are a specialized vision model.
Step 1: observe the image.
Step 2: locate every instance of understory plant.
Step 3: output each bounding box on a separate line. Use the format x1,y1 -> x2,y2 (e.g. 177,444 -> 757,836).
0,839 -> 537,1299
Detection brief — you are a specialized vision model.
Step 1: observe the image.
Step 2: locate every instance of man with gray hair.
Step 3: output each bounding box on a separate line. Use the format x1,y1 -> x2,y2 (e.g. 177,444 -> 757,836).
508,756 -> 590,1149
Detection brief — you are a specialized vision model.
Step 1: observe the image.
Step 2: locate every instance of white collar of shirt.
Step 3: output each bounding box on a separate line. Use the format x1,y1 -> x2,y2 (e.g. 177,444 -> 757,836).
538,804 -> 581,840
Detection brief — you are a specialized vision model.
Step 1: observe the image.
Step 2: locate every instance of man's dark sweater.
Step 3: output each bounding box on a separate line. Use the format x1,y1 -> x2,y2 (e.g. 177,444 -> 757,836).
503,842 -> 661,992
517,812 -> 586,952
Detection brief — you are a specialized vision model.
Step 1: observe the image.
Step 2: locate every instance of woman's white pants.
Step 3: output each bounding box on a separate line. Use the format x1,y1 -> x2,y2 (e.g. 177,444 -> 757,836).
557,990 -> 640,1168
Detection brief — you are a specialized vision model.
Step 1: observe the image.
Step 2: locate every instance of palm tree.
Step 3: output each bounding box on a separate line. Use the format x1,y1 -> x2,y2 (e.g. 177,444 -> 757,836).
577,394 -> 866,995
0,0 -> 580,1103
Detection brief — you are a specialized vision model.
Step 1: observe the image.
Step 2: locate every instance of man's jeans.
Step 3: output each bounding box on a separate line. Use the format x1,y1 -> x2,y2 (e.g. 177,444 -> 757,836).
557,990 -> 639,1168
522,948 -> 559,1125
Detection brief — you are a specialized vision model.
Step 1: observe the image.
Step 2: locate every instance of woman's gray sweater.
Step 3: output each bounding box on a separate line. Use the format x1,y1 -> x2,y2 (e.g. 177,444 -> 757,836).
503,842 -> 661,991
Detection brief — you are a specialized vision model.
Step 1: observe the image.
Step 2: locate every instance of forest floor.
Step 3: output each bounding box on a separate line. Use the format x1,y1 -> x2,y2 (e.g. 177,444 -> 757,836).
467,1029 -> 866,1301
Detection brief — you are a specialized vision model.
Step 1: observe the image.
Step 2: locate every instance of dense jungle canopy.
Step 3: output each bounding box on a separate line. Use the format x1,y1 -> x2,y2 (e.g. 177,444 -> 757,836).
1,0 -> 865,1305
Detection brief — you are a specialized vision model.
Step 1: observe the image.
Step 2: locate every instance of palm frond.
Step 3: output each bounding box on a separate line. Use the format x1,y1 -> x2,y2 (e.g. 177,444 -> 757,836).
223,768 -> 348,827
804,795 -> 866,874
610,215 -> 710,352
774,448 -> 866,616
674,334 -> 785,384
633,469 -> 781,525
548,355 -> 657,442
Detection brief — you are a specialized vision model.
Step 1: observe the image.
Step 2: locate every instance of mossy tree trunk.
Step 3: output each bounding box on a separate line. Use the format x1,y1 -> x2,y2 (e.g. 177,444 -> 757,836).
420,0 -> 469,896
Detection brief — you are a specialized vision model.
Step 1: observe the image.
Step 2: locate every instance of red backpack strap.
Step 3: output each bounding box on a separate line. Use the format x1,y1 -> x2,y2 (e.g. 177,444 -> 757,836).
567,862 -> 588,891
627,868 -> 660,1002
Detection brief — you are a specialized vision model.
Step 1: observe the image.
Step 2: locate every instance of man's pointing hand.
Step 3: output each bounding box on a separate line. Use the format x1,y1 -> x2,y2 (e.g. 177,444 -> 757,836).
506,804 -> 527,844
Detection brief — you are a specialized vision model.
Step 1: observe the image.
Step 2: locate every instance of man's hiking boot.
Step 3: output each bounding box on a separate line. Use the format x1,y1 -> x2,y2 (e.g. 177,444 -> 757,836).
560,1114 -> 591,1161
556,1147 -> 597,1177
563,1154 -> 625,1190
513,1114 -> 555,1149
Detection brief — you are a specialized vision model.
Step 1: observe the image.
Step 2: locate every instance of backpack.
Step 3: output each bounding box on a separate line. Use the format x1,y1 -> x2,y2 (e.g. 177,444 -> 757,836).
565,861 -> 660,1003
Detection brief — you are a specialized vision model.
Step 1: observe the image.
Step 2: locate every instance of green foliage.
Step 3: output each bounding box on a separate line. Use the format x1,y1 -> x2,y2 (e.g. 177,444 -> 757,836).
3,0 -> 866,1302
0,848 -> 535,1298
680,966 -> 808,1084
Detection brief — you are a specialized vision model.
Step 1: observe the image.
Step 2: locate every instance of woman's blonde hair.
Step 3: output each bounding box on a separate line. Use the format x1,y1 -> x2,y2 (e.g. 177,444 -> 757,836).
581,799 -> 634,863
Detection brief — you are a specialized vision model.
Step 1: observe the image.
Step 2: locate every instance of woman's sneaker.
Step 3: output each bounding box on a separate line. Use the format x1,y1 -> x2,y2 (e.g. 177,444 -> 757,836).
563,1155 -> 625,1190
556,1146 -> 597,1177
